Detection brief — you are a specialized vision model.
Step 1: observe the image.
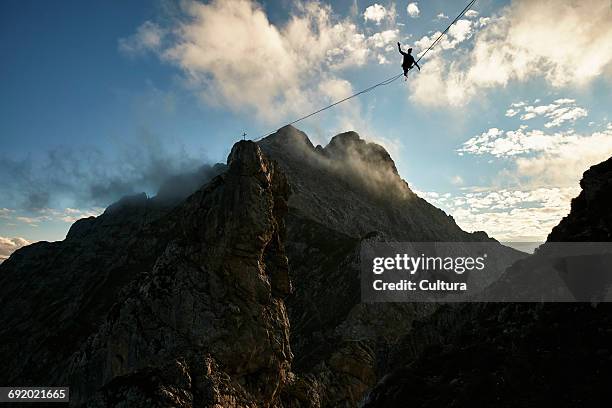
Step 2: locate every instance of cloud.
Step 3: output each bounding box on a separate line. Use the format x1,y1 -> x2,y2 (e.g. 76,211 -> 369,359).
6,208 -> 104,227
122,0 -> 397,123
118,21 -> 166,56
410,0 -> 612,107
503,98 -> 589,128
435,13 -> 449,20
414,19 -> 475,56
363,3 -> 388,24
459,124 -> 612,188
448,96 -> 611,241
367,29 -> 400,48
0,131 -> 208,211
407,2 -> 420,18
450,175 -> 464,186
544,107 -> 588,128
505,108 -> 519,117
458,126 -> 607,158
0,236 -> 30,263
464,10 -> 479,18
514,129 -> 612,187
377,54 -> 389,64
265,127 -> 408,202
56,208 -> 104,223
418,187 -> 577,241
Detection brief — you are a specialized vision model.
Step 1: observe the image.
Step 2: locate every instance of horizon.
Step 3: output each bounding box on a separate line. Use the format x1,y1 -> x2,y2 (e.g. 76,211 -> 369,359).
1,0 -> 612,261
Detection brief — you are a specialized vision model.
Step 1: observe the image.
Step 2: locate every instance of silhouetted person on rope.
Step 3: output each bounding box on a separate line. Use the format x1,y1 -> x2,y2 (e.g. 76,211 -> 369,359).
398,42 -> 420,79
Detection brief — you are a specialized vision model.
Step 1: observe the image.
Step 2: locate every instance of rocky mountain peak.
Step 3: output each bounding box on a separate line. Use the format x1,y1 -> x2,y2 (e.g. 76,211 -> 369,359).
323,131 -> 399,176
261,126 -> 399,178
261,125 -> 315,152
0,128 -> 520,407
548,156 -> 612,241
227,139 -> 268,173
1,140 -> 294,406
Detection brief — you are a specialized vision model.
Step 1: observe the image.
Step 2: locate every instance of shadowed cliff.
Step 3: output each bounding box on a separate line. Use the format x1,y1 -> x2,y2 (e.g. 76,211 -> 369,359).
362,155 -> 612,408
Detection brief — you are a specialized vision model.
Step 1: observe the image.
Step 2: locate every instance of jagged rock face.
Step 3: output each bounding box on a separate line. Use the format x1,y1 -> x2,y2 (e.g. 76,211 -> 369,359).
258,126 -> 506,407
548,156 -> 612,241
362,155 -> 612,408
0,194 -> 170,387
258,126 -> 482,242
67,141 -> 292,406
1,141 -> 293,407
0,164 -> 225,390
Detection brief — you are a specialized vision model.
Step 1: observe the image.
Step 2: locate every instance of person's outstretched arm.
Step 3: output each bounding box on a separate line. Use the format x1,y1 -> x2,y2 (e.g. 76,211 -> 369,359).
397,42 -> 406,55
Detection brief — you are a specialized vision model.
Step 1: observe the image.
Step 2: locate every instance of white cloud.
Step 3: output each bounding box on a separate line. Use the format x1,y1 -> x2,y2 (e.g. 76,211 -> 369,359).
418,187 -> 577,241
450,99 -> 612,241
407,2 -> 420,18
58,208 -> 103,223
554,98 -> 575,105
16,216 -> 41,226
377,54 -> 389,64
514,129 -> 612,187
367,29 -> 400,48
450,175 -> 464,185
543,107 -> 588,128
521,112 -> 537,121
459,124 -> 612,188
412,17 -> 476,60
410,0 -> 612,107
464,10 -> 479,18
118,21 -> 165,55
459,126 -> 604,158
121,0 -> 399,123
511,99 -> 588,128
505,108 -> 519,117
0,236 -> 30,263
435,13 -> 449,20
364,3 -> 387,24
9,207 -> 104,227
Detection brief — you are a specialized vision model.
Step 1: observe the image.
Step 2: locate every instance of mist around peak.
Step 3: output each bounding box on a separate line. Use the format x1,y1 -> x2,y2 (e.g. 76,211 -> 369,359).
260,125 -> 414,201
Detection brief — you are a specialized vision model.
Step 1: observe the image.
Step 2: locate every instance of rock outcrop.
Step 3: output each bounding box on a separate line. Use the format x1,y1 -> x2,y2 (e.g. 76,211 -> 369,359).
362,156 -> 612,408
258,126 -> 522,406
1,141 -> 293,406
0,193 -> 169,387
548,156 -> 612,242
258,125 -> 488,241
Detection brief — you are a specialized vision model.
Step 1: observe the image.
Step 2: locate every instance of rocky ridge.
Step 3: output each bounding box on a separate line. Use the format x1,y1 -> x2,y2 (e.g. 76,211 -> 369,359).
1,127 -> 525,407
361,155 -> 612,408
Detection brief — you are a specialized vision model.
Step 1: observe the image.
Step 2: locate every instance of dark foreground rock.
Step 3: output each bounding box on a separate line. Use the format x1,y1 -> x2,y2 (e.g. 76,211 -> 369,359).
362,156 -> 612,408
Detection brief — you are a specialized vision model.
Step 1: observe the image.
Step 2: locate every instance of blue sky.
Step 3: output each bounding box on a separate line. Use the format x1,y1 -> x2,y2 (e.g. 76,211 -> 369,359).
1,0 -> 611,259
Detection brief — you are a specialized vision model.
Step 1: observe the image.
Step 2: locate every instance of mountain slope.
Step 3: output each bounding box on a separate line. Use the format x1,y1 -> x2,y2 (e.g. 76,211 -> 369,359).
1,142 -> 292,406
1,126 -> 522,407
258,126 -> 522,406
362,155 -> 612,408
258,126 -> 489,241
